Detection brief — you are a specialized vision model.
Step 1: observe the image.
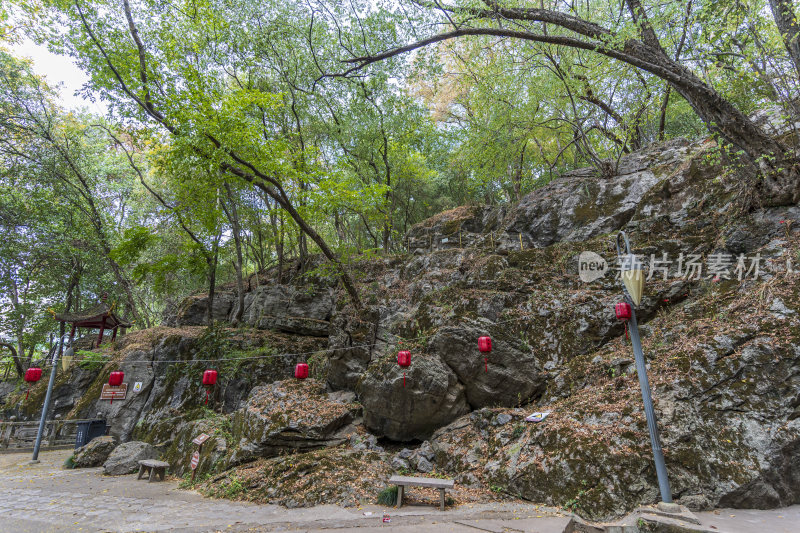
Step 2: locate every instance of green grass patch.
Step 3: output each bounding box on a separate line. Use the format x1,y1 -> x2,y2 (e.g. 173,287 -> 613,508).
377,485 -> 398,506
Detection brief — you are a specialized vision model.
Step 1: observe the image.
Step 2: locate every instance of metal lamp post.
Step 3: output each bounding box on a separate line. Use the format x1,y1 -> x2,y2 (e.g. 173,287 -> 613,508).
31,337 -> 71,463
616,231 -> 672,503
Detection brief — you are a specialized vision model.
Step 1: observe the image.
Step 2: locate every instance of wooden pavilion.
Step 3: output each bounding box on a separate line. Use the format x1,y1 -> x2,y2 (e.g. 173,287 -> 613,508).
54,300 -> 132,347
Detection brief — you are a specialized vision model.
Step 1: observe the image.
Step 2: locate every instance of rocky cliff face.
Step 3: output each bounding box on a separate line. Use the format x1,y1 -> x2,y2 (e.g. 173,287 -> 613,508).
8,137 -> 800,520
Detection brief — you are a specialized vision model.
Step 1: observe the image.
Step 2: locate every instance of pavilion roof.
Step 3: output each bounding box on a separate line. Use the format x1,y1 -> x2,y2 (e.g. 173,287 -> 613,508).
54,302 -> 132,329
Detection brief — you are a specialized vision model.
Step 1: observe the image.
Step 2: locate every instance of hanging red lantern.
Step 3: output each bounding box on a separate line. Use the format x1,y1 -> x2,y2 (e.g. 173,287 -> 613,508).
109,371 -> 124,386
615,302 -> 632,320
294,363 -> 309,379
202,369 -> 218,405
108,371 -> 124,405
615,302 -> 632,340
397,351 -> 411,387
478,336 -> 492,373
23,367 -> 42,400
478,336 -> 492,353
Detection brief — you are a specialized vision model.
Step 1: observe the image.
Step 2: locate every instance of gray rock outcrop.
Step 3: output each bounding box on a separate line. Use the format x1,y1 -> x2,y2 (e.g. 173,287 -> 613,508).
429,319 -> 547,408
73,435 -> 117,468
229,380 -> 358,460
358,355 -> 470,441
103,441 -> 158,475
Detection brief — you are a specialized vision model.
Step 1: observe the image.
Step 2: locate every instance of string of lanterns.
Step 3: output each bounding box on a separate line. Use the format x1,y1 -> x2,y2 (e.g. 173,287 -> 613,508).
24,304 -> 635,407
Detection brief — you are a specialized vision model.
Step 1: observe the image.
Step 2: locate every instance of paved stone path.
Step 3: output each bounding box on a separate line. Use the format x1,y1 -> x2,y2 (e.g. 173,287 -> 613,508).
0,450 -> 571,533
0,450 -> 797,532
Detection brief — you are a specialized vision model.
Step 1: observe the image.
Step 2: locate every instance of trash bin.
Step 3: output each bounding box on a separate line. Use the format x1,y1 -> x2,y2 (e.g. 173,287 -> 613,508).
75,419 -> 107,449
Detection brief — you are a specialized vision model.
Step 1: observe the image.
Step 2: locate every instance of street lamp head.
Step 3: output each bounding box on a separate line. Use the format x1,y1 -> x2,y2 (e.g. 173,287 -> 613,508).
616,231 -> 644,306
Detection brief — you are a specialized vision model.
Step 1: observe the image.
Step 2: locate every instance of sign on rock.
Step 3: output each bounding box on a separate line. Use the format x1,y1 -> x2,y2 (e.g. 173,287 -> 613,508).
101,383 -> 128,401
192,433 -> 210,446
190,451 -> 200,470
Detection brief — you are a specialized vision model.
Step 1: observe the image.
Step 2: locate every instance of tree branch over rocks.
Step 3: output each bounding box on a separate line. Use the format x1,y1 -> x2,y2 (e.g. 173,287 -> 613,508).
344,0 -> 800,206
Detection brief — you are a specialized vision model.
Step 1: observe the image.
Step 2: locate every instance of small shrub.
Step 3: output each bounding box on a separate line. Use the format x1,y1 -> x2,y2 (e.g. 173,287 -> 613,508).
63,455 -> 76,469
179,471 -> 210,489
77,351 -> 107,371
220,475 -> 245,498
377,485 -> 398,506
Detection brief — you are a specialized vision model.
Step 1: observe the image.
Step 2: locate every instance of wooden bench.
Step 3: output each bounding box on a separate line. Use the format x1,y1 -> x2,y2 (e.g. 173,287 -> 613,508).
137,459 -> 169,482
389,475 -> 455,511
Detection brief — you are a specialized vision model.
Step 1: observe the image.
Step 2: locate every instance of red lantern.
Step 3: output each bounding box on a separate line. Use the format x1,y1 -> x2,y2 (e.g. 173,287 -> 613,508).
478,336 -> 492,353
397,351 -> 411,387
108,371 -> 124,405
397,351 -> 411,367
202,369 -> 218,405
202,369 -> 218,386
295,363 -> 309,379
478,336 -> 492,373
109,371 -> 124,386
24,367 -> 42,383
615,302 -> 632,340
23,367 -> 42,400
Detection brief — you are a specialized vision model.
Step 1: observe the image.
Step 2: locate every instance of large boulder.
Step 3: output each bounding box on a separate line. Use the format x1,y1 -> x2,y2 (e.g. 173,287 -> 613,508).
242,285 -> 334,336
500,138 -> 694,251
174,291 -> 235,326
405,205 -> 505,254
103,441 -> 158,475
73,435 -> 117,468
358,354 -> 470,441
429,319 -> 547,408
228,380 -> 358,463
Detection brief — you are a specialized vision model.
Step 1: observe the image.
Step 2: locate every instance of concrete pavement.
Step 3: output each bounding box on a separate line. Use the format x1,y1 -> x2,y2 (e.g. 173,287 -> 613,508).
0,450 -> 797,533
0,450 -> 570,533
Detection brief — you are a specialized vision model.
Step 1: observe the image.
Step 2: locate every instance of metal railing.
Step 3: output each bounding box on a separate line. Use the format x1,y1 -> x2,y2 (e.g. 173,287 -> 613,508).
0,419 -> 94,452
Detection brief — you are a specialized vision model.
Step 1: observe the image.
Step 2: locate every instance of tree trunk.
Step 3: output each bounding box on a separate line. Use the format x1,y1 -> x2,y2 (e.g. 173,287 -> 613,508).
206,234 -> 221,325
257,182 -> 361,309
769,0 -> 800,82
664,67 -> 799,204
222,182 -> 245,324
0,343 -> 24,378
59,266 -> 80,357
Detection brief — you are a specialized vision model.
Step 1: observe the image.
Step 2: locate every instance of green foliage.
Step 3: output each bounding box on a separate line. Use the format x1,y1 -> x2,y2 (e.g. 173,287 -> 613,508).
63,455 -> 76,469
564,489 -> 587,511
2,0 -> 798,352
110,226 -> 157,266
77,350 -> 107,372
217,475 -> 246,499
377,485 -> 398,506
197,322 -> 232,361
179,471 -> 211,489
